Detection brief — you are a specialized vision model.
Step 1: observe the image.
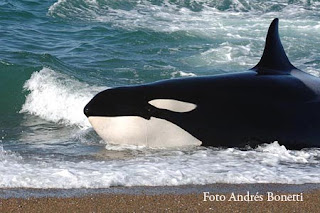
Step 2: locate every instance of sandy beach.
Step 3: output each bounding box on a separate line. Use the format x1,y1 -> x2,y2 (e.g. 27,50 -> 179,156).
1,184 -> 319,212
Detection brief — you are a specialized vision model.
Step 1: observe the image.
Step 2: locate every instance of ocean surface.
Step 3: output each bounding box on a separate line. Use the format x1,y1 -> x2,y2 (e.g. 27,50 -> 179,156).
1,0 -> 320,188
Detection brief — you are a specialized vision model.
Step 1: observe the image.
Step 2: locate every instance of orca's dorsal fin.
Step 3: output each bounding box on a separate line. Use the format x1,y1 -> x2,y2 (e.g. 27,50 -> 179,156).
251,18 -> 297,75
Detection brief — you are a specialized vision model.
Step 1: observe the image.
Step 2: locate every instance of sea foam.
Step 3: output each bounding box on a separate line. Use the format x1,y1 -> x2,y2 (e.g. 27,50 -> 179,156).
47,0 -> 320,76
48,0 -> 320,31
0,142 -> 319,188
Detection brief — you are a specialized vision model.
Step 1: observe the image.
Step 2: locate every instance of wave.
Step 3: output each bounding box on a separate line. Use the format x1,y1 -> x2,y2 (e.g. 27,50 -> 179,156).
20,67 -> 105,128
48,0 -> 320,29
46,0 -> 320,76
0,142 -> 319,188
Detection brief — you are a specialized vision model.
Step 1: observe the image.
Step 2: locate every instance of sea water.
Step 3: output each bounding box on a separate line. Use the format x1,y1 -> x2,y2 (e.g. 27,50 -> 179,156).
0,0 -> 320,188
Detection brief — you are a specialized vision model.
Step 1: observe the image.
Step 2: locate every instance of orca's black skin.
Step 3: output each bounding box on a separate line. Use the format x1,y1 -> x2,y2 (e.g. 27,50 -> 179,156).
84,19 -> 320,149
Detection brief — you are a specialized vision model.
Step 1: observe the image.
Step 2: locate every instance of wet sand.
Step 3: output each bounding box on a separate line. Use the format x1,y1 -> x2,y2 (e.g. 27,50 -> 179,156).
1,184 -> 319,212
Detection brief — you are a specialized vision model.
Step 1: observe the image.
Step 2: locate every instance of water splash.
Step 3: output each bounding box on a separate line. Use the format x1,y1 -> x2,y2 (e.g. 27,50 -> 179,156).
20,68 -> 105,128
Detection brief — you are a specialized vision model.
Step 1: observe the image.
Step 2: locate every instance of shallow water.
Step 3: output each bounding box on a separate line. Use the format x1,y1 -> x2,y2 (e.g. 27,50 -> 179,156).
1,0 -> 320,188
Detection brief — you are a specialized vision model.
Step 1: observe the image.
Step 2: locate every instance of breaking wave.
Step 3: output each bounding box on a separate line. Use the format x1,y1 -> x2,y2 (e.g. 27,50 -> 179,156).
20,68 -> 105,128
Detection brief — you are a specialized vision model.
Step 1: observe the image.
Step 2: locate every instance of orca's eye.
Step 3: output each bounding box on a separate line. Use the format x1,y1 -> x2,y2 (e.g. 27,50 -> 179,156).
148,99 -> 197,113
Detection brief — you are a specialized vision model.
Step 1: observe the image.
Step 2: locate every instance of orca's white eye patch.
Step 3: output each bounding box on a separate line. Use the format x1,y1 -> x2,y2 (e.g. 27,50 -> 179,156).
148,99 -> 197,113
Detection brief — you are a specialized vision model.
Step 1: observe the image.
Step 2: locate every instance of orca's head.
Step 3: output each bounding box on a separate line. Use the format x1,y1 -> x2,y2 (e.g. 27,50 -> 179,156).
83,85 -> 200,147
84,86 -> 151,120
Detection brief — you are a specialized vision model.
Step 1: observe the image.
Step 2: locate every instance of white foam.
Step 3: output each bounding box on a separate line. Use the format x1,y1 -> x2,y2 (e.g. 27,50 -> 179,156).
104,143 -> 147,151
48,0 -> 226,33
0,142 -> 319,188
182,42 -> 256,70
48,0 -> 320,32
171,71 -> 197,78
20,68 -> 105,128
47,0 -> 320,72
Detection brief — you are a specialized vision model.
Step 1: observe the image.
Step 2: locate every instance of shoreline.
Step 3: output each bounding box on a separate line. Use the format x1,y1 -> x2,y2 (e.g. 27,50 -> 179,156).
1,184 -> 320,212
1,183 -> 320,199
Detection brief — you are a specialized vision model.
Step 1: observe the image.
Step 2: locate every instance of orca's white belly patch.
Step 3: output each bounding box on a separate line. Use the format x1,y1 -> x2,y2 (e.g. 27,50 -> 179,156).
88,116 -> 201,147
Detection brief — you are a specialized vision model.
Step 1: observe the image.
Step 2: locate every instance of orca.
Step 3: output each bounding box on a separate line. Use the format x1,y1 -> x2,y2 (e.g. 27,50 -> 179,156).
84,18 -> 320,149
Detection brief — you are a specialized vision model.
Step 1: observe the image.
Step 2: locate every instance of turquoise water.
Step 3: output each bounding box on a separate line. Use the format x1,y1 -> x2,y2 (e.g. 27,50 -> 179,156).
0,0 -> 320,188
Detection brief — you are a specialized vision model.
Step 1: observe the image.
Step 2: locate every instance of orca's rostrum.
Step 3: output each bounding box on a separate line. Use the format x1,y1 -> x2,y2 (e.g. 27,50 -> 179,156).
84,19 -> 320,149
